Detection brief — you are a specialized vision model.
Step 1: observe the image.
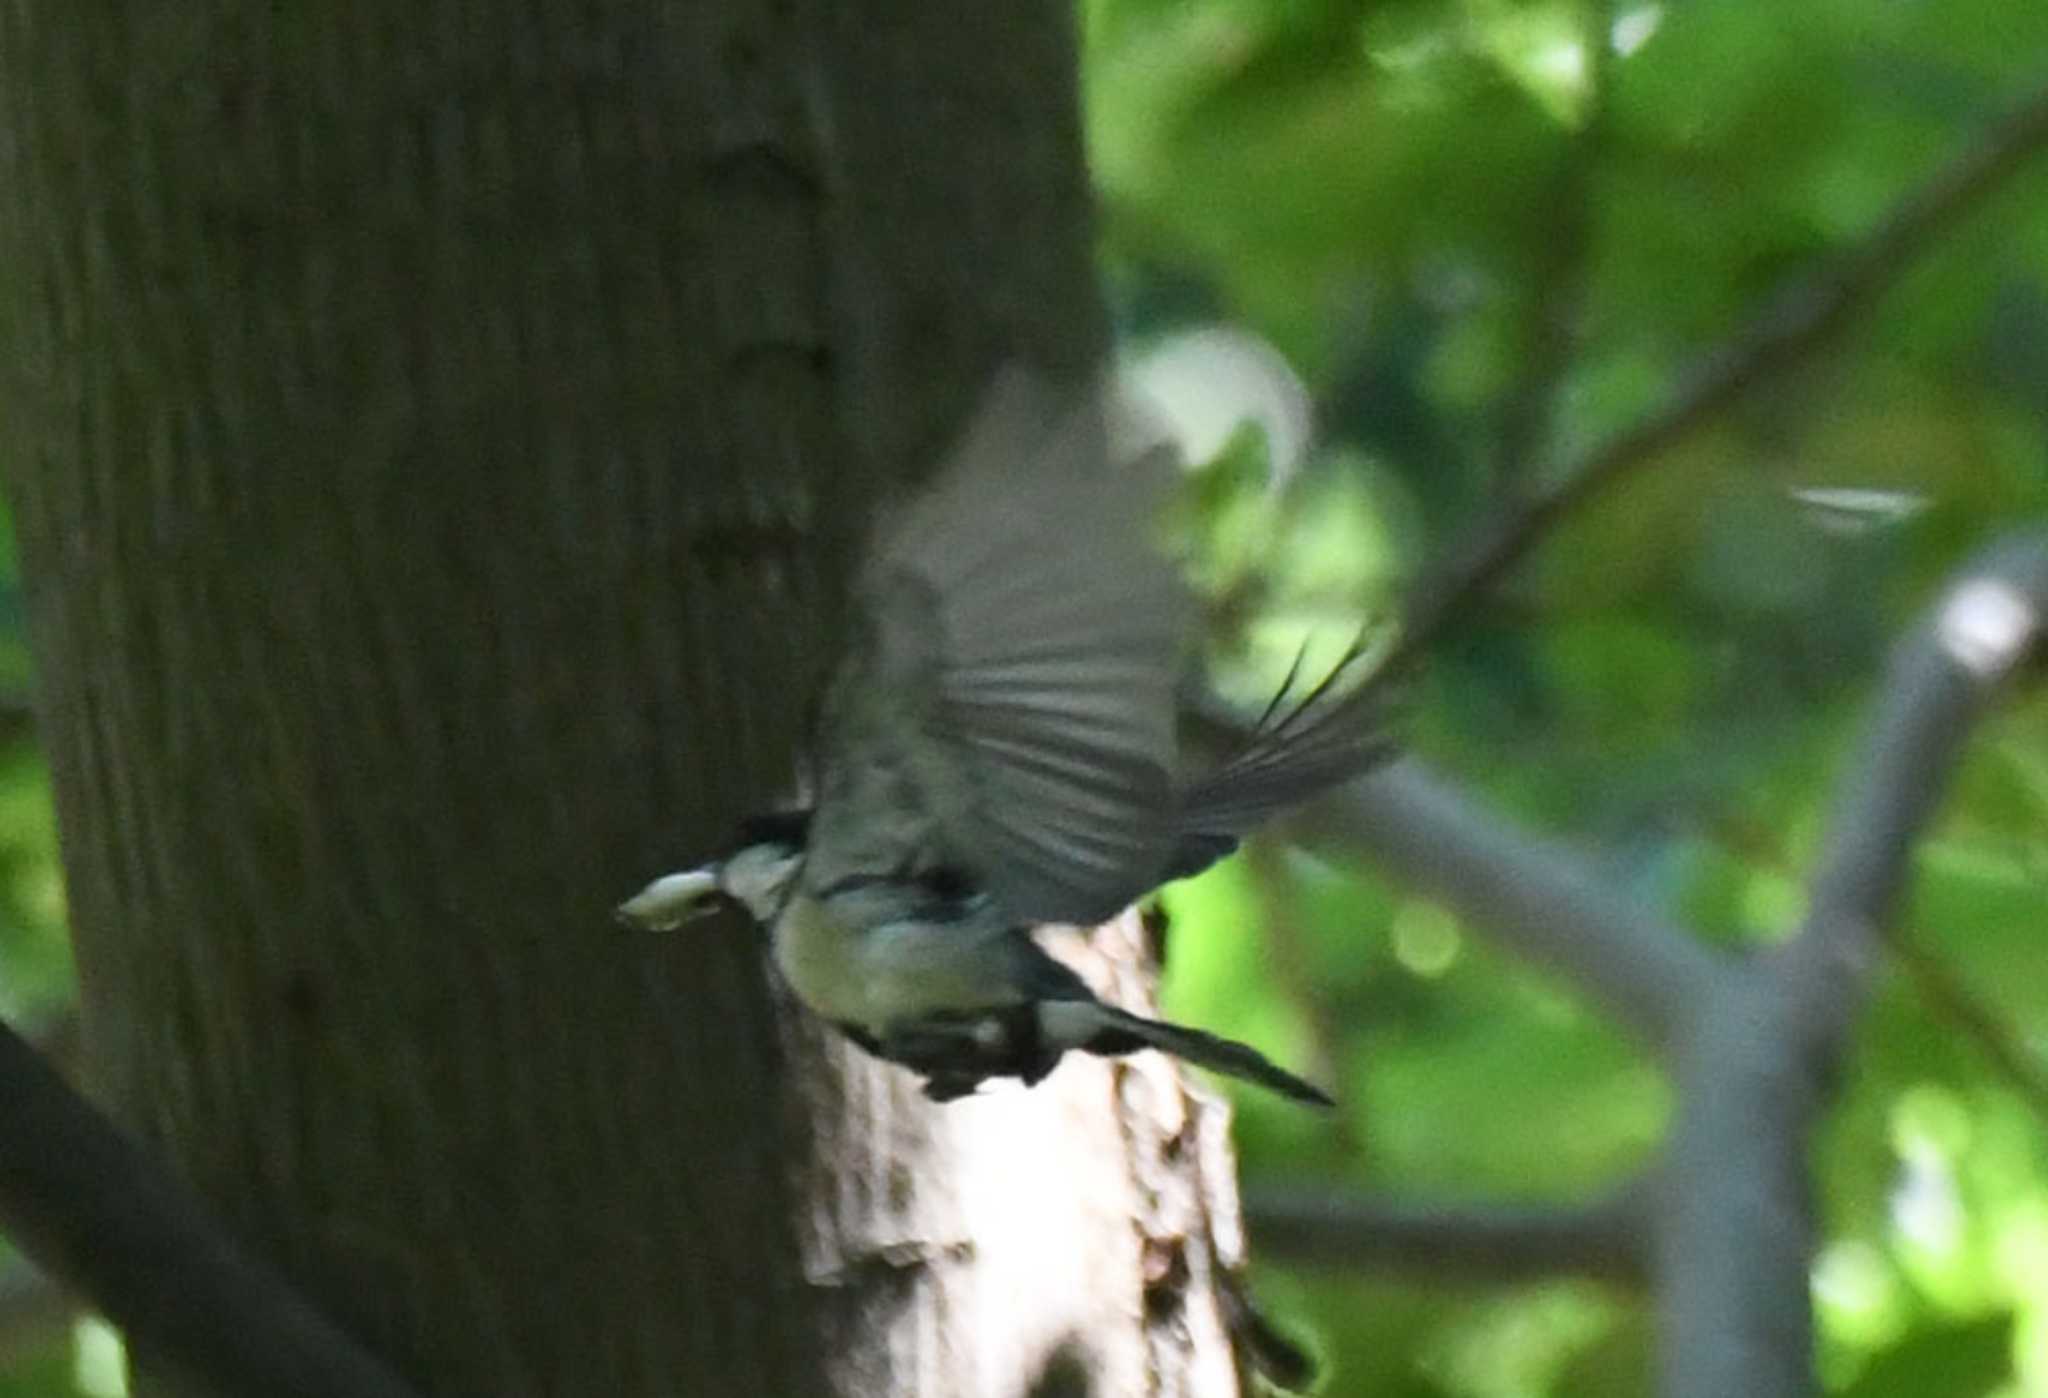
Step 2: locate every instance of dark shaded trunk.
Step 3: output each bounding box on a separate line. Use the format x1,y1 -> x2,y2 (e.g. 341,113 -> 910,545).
0,3 -> 1252,1395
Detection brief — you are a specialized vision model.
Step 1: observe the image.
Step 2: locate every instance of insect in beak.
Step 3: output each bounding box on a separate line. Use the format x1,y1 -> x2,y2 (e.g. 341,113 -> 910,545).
614,867 -> 727,931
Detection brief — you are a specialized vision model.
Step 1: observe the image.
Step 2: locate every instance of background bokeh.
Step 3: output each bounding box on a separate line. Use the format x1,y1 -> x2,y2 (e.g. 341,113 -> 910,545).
1091,1 -> 2048,1394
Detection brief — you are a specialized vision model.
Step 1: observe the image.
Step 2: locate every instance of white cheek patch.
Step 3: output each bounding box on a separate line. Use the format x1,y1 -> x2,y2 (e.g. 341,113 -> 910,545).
1938,578 -> 2040,682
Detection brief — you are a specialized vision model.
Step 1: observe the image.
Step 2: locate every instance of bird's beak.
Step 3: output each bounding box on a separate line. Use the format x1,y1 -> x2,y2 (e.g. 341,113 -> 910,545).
615,867 -> 726,931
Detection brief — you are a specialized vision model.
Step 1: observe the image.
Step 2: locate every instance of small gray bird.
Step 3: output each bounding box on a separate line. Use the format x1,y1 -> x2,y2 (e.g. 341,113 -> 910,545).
620,368 -> 1387,1107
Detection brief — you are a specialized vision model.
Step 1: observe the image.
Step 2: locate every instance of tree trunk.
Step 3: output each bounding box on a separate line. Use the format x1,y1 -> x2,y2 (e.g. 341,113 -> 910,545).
0,4 -> 1255,1395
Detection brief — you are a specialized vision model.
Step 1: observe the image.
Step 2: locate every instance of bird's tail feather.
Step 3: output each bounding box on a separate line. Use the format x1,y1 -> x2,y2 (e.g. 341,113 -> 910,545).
1043,999 -> 1333,1108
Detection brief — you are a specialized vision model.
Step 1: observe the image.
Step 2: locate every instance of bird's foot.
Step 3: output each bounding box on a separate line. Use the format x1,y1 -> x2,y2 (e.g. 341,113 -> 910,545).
869,1007 -> 1066,1101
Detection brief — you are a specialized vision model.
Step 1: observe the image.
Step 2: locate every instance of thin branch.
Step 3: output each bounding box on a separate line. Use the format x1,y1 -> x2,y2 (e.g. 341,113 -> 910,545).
1242,1182 -> 1648,1284
0,1020 -> 426,1398
1777,535 -> 2048,1042
1295,760 -> 1726,1051
1390,78 -> 2048,676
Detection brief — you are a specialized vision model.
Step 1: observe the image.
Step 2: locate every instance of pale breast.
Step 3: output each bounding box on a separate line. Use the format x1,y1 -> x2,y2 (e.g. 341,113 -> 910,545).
772,889 -> 1030,1036
772,894 -> 874,1027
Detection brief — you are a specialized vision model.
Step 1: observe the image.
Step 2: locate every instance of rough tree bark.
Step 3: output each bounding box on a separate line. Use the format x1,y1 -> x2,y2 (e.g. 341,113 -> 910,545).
0,3 -> 1255,1395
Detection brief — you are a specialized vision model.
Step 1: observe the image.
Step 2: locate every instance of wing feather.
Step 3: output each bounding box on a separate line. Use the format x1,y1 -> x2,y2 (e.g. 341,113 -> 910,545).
857,368 -> 1190,924
1173,639 -> 1393,860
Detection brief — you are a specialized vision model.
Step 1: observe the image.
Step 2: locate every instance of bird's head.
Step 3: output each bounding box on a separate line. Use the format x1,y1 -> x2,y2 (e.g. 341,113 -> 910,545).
615,818 -> 807,931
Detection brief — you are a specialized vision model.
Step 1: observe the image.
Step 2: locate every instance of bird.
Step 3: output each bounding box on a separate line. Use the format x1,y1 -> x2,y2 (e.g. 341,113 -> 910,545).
619,366 -> 1389,1107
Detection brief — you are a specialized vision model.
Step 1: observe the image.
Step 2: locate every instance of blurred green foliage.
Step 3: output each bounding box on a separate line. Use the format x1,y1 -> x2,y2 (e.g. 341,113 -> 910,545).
1090,0 -> 2048,1393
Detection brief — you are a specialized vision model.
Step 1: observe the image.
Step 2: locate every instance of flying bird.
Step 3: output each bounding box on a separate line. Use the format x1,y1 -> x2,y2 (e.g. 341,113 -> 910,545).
620,368 -> 1387,1106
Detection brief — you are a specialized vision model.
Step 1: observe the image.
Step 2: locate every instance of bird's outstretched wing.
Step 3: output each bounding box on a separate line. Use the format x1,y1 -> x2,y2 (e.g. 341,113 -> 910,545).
1169,640 -> 1393,878
846,368 -> 1191,925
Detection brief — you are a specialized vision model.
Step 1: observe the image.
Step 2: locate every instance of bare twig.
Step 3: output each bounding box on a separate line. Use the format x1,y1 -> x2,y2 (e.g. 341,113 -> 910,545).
1779,536 -> 2048,1039
1390,79 -> 2048,676
0,1020 -> 426,1398
1295,760 -> 1725,1050
1243,1182 -> 1648,1283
